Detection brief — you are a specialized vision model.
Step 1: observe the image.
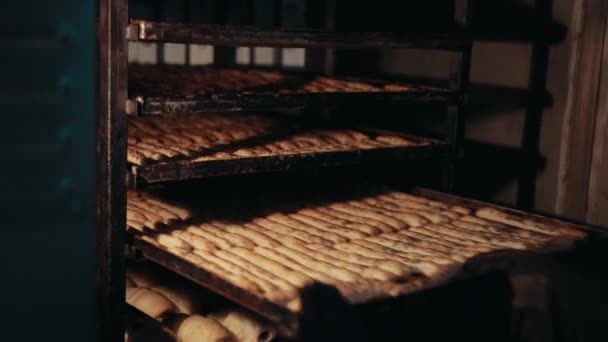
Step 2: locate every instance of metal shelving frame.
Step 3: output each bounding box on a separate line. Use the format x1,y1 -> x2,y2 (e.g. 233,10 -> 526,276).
98,0 -> 474,339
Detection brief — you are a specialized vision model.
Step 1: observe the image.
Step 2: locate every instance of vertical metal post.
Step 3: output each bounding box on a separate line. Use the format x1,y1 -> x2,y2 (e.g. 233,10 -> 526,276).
517,0 -> 552,210
305,0 -> 335,74
213,0 -> 237,66
443,0 -> 472,192
324,0 -> 336,75
273,0 -> 284,67
155,1 -> 165,64
98,0 -> 128,340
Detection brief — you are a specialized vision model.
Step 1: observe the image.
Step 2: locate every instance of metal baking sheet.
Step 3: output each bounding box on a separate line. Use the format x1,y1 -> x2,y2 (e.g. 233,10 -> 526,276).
128,64 -> 463,115
127,187 -> 602,338
131,129 -> 449,184
128,20 -> 472,51
131,237 -> 300,338
409,187 -> 607,238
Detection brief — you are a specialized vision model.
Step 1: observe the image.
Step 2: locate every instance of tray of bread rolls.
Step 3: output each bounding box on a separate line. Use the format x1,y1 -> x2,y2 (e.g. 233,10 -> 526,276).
125,181 -> 600,338
128,113 -> 448,183
129,64 -> 461,115
126,261 -> 282,342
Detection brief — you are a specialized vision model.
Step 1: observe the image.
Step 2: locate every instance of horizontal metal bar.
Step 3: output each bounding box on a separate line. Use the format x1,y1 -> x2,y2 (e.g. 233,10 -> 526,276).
129,64 -> 463,114
129,20 -> 473,51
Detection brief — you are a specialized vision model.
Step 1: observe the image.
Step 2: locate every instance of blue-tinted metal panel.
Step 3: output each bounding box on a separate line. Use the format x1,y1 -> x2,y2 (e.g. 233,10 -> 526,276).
0,0 -> 97,340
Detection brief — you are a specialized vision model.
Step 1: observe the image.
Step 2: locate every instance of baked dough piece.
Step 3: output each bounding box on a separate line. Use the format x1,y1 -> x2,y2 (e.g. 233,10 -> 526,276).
422,224 -> 528,250
142,197 -> 191,220
267,213 -> 351,243
387,192 -> 455,212
210,309 -> 277,342
295,243 -> 391,279
223,225 -> 281,248
205,223 -> 257,249
243,223 -> 311,248
272,246 -> 359,283
229,247 -> 313,288
330,203 -> 406,230
191,250 -> 268,295
458,215 -> 552,242
396,229 -> 490,255
214,249 -> 299,294
176,230 -> 220,252
347,200 -> 431,227
475,207 -> 586,239
297,208 -> 381,237
305,244 -> 411,278
254,246 -> 341,285
379,232 -> 472,260
187,226 -> 234,250
365,197 -> 454,223
176,315 -> 236,342
317,206 -> 395,233
450,220 -> 543,247
158,233 -> 193,252
126,287 -> 177,319
353,239 -> 455,267
252,217 -> 334,246
334,242 -> 439,276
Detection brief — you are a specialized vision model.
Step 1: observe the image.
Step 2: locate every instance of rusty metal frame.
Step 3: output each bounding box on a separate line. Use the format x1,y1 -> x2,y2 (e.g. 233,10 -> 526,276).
127,19 -> 472,51
443,0 -> 473,192
98,0 -> 128,340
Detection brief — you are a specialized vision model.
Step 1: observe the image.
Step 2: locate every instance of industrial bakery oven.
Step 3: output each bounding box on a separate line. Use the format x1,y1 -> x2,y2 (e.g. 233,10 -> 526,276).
97,1 -> 606,341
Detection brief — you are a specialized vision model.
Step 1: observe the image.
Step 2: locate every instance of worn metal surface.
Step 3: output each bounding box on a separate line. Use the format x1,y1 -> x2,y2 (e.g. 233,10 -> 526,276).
129,65 -> 461,114
98,0 -> 128,340
128,20 -> 472,51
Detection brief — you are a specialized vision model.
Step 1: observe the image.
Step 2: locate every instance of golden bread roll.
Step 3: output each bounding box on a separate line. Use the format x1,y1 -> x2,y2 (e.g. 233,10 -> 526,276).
152,284 -> 203,315
126,287 -> 177,319
210,309 -> 277,342
177,315 -> 235,342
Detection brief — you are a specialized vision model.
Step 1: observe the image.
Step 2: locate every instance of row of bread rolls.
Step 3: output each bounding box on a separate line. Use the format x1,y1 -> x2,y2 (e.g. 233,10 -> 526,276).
129,64 -> 420,96
126,263 -> 278,342
127,113 -> 419,166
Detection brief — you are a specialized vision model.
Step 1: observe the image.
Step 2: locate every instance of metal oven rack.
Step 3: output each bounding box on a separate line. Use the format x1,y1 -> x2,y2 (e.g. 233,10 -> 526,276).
129,127 -> 450,185
98,0 -> 474,340
125,185 -> 604,339
127,64 -> 462,115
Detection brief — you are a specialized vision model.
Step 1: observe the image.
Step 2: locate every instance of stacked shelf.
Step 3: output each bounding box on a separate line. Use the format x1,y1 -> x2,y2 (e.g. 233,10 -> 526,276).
128,20 -> 472,50
124,6 -> 476,341
128,113 -> 449,183
108,3 -> 608,341
128,64 -> 462,115
126,184 -> 598,338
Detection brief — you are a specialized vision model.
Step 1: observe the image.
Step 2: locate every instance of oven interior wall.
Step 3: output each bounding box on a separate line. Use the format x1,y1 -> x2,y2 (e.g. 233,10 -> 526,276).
1,0 -> 99,340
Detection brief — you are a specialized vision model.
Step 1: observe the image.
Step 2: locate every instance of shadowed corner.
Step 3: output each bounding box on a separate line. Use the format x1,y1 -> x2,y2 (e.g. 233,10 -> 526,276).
297,282 -> 369,342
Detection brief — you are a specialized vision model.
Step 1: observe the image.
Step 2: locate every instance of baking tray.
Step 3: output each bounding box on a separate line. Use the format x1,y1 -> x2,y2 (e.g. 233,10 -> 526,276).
126,186 -> 604,338
125,304 -> 177,342
130,129 -> 449,184
128,64 -> 462,115
128,20 -> 472,51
